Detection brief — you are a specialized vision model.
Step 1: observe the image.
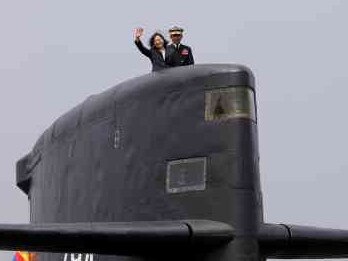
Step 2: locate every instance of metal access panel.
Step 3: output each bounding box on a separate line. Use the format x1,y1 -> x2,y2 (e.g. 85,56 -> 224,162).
166,157 -> 207,194
205,86 -> 256,122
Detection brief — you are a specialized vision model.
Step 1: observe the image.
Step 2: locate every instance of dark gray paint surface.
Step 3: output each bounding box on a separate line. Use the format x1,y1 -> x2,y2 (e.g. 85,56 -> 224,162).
19,64 -> 261,260
9,64 -> 348,260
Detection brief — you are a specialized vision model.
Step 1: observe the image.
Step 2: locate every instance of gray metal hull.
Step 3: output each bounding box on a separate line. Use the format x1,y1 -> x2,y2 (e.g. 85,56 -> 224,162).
19,65 -> 263,260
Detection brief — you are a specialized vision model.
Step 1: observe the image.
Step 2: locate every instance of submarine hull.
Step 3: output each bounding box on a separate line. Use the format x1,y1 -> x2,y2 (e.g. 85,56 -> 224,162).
18,64 -> 262,260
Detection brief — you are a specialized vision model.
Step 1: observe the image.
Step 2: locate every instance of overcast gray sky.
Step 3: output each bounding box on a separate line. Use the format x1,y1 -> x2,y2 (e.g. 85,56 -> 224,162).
1,0 -> 348,260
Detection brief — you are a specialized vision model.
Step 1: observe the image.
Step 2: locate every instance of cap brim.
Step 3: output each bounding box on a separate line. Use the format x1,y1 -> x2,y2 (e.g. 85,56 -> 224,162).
170,31 -> 183,35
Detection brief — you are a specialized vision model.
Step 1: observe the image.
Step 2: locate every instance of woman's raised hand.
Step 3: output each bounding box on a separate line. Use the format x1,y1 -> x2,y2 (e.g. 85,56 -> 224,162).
134,28 -> 144,41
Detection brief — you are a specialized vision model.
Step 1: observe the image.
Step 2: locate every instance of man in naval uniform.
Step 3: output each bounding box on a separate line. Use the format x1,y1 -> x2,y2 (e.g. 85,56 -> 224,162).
168,26 -> 194,67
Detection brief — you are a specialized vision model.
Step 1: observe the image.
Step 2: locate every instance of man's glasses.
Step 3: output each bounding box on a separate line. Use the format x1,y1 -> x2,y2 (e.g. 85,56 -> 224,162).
171,34 -> 182,37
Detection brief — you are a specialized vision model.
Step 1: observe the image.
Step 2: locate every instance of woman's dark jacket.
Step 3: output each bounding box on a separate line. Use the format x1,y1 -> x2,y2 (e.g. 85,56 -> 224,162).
134,40 -> 176,72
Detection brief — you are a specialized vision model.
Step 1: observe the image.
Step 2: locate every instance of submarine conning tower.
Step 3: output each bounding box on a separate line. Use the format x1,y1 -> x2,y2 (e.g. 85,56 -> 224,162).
16,64 -> 263,260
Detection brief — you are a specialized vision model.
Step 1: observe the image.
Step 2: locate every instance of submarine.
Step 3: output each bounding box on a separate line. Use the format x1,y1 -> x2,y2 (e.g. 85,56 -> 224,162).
1,64 -> 348,260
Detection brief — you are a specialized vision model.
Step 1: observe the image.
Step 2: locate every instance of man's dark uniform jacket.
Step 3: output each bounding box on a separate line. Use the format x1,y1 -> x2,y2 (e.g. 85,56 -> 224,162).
168,43 -> 194,66
134,40 -> 177,72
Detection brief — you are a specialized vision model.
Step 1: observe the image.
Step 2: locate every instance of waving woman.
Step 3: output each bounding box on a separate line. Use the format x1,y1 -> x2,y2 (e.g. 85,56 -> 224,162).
134,28 -> 175,72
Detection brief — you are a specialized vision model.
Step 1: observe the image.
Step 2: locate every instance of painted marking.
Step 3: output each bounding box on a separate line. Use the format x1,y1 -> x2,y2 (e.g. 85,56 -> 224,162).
63,253 -> 94,261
